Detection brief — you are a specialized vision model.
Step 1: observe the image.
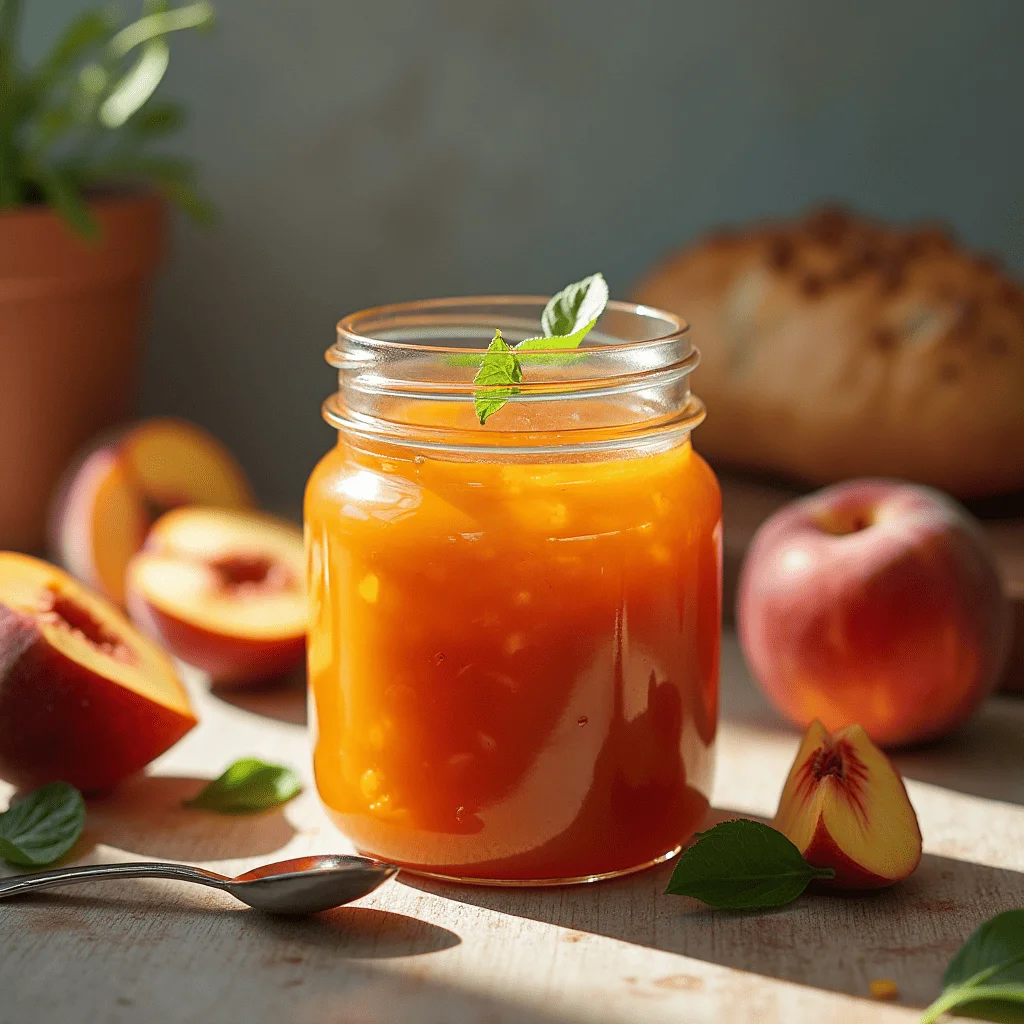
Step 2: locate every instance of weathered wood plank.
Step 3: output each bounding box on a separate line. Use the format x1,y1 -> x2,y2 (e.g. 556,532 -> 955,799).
1,633 -> 1022,1024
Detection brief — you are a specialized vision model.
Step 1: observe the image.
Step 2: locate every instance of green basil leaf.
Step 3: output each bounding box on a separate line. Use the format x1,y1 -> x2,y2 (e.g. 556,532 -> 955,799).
184,758 -> 303,815
472,329 -> 522,425
665,818 -> 834,910
0,782 -> 86,867
540,273 -> 608,338
920,910 -> 1024,1023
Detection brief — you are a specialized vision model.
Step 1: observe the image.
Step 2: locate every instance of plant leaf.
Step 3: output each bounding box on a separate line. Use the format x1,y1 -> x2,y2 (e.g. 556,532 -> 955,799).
29,102 -> 80,151
24,161 -> 99,238
128,99 -> 185,136
920,910 -> 1024,1023
514,319 -> 598,369
0,0 -> 23,206
0,782 -> 86,867
184,759 -> 303,815
665,818 -> 835,910
516,320 -> 598,353
472,329 -> 522,425
109,1 -> 215,60
74,152 -> 215,225
99,37 -> 170,128
540,273 -> 608,338
28,10 -> 112,101
470,274 -> 609,424
156,174 -> 216,224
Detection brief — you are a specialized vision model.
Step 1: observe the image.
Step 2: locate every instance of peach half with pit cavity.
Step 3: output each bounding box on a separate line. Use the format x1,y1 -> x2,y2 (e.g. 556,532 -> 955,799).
126,507 -> 306,688
0,553 -> 197,793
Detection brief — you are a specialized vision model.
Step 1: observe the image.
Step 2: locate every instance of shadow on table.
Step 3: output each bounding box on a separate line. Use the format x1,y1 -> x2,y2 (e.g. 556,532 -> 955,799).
214,665 -> 308,726
401,812 -> 1024,1010
81,775 -> 297,860
257,905 -> 460,958
890,696 -> 1024,807
6,887 -> 459,960
721,637 -> 1024,807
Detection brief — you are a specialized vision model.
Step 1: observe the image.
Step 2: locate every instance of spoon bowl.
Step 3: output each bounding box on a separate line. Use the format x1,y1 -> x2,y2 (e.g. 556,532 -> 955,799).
227,855 -> 399,914
0,854 -> 398,915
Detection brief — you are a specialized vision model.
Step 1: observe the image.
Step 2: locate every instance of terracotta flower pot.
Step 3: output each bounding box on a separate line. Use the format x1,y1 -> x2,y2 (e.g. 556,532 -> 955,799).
0,192 -> 165,552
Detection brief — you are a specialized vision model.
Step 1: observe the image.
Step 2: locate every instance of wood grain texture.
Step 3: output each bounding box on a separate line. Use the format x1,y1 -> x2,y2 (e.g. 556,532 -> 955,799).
1,634 -> 1023,1024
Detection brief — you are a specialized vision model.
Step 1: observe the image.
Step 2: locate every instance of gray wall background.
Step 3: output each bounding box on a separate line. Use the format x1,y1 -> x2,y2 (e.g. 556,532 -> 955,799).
26,1 -> 1024,506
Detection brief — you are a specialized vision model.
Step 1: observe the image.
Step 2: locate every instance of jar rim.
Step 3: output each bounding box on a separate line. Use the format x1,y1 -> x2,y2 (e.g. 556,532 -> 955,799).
326,294 -> 703,457
334,295 -> 689,360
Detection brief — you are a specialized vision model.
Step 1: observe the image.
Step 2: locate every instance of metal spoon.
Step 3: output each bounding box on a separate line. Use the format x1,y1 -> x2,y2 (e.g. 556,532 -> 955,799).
0,854 -> 398,915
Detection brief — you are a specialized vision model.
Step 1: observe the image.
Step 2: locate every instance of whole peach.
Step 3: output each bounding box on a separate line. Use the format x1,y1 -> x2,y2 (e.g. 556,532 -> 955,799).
737,479 -> 1009,747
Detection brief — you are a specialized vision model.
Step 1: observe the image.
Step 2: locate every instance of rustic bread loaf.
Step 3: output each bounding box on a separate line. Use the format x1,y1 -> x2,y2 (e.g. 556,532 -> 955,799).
633,206 -> 1024,498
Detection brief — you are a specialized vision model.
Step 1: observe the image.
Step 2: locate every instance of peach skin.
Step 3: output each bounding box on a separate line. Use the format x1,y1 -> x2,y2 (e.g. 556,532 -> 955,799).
0,553 -> 197,793
737,479 -> 1009,747
51,418 -> 253,606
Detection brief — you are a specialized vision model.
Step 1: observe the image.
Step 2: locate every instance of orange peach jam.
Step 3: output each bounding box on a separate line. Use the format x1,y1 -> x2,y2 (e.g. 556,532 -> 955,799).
305,428 -> 721,883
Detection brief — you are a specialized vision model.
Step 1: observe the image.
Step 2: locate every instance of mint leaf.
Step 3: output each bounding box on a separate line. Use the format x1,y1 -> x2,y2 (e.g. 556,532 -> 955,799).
184,758 -> 302,815
515,319 -> 598,369
0,782 -> 86,867
473,329 -> 522,425
665,818 -> 834,909
540,273 -> 608,338
471,274 -> 609,422
920,910 -> 1024,1023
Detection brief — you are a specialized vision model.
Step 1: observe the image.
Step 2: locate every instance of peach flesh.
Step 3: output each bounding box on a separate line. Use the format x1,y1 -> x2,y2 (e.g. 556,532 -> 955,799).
39,589 -> 137,666
51,418 -> 254,606
126,509 -> 306,688
0,553 -> 196,793
775,720 -> 922,888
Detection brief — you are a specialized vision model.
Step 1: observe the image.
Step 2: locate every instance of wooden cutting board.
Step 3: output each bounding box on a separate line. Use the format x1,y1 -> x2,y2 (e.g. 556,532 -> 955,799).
718,473 -> 1024,693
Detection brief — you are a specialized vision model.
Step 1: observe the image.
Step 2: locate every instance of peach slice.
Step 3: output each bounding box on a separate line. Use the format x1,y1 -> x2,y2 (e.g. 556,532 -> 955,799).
774,719 -> 922,888
52,418 -> 254,606
0,553 -> 197,793
126,508 -> 306,688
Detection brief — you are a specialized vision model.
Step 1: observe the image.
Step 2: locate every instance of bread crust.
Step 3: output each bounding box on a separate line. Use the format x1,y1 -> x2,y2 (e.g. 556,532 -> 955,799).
633,206 -> 1024,498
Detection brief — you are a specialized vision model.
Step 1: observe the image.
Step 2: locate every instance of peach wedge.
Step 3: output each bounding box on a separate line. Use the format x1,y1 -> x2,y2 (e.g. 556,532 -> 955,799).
127,508 -> 306,688
774,720 -> 922,888
0,553 -> 197,793
52,418 -> 254,606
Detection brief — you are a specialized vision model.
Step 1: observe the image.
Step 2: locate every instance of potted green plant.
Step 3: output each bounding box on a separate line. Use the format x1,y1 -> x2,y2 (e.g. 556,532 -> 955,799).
0,0 -> 214,551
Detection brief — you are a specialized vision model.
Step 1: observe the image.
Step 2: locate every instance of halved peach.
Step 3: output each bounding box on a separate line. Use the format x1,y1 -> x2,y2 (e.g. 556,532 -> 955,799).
126,508 -> 306,688
774,720 -> 922,888
0,553 -> 197,793
51,418 -> 254,606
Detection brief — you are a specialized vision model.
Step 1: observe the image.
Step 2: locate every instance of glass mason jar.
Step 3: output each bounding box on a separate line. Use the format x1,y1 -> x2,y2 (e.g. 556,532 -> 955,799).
305,296 -> 721,885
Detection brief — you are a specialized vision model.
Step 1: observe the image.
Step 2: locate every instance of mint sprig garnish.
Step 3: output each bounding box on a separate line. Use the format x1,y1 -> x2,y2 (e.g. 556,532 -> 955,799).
183,758 -> 302,815
0,782 -> 86,867
472,273 -> 609,424
665,818 -> 835,909
473,330 -> 523,425
539,272 -> 609,338
920,909 -> 1024,1023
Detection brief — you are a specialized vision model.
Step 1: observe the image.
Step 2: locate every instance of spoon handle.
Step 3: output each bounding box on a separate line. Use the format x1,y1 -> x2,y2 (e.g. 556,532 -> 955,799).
0,861 -> 231,900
